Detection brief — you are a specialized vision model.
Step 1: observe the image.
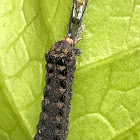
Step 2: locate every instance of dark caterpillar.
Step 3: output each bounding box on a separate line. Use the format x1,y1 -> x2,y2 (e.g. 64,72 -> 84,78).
34,0 -> 88,140
35,38 -> 76,140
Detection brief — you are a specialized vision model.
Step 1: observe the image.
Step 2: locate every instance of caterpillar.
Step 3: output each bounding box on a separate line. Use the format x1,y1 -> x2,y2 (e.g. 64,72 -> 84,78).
34,0 -> 88,140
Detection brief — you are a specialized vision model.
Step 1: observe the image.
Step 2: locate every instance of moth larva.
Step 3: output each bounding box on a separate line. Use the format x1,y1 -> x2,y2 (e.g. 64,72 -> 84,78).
34,0 -> 88,140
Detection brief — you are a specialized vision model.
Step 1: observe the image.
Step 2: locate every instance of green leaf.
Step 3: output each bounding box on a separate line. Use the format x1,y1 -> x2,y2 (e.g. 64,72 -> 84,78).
0,0 -> 140,140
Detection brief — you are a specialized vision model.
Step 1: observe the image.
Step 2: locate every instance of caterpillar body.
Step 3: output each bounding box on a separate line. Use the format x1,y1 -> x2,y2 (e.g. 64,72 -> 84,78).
34,0 -> 88,139
34,38 -> 76,140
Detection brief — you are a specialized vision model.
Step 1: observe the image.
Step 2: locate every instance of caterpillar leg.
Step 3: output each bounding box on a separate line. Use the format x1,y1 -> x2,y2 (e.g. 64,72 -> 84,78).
74,48 -> 81,56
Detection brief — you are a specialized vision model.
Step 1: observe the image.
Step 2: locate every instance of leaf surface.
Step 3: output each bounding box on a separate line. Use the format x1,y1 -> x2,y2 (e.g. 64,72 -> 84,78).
0,0 -> 140,140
